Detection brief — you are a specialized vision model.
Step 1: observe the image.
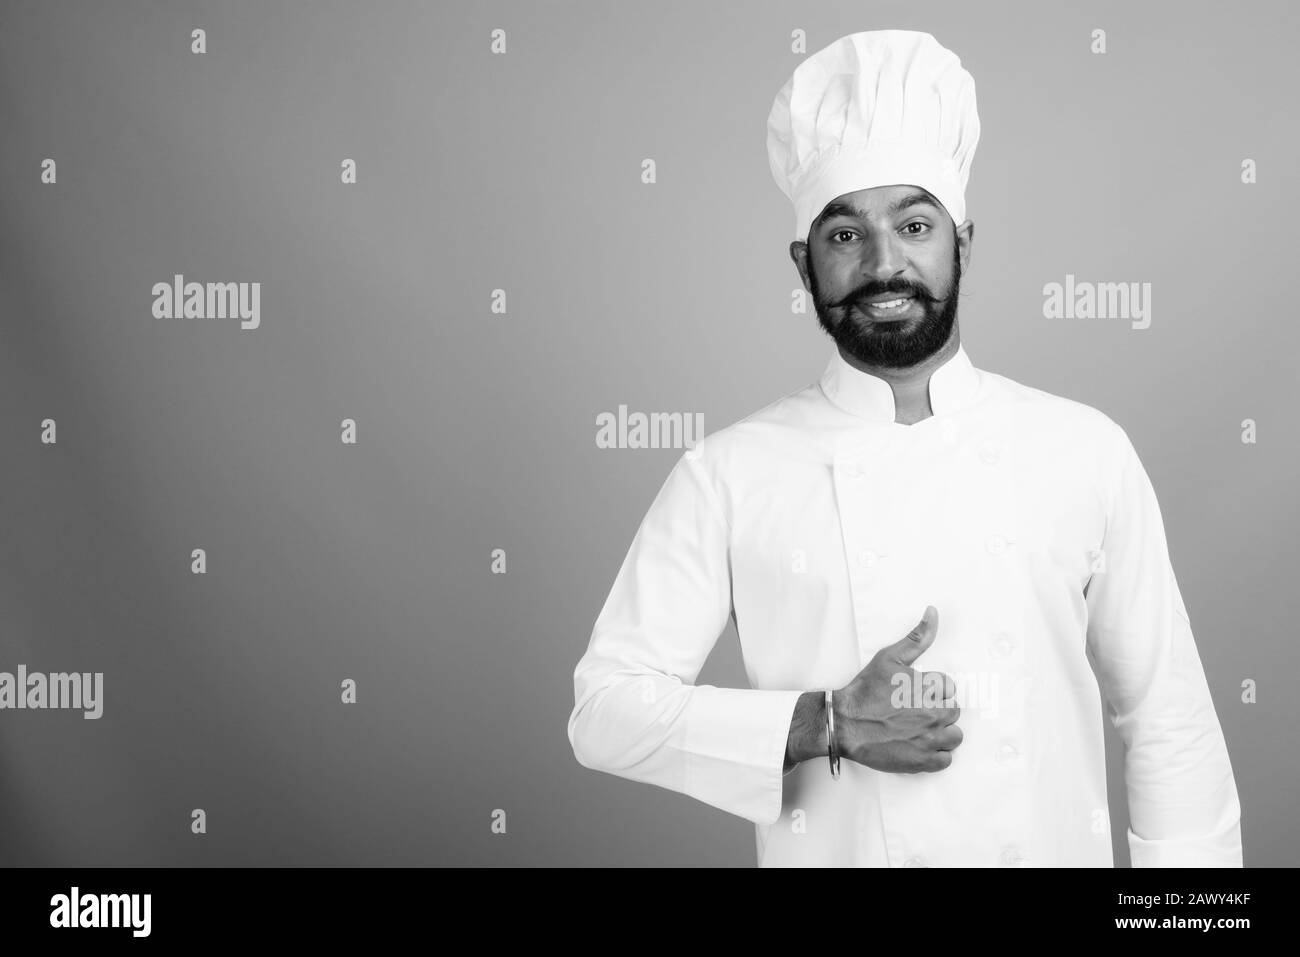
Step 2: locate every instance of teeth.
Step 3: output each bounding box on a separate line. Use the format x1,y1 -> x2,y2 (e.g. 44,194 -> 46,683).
869,297 -> 910,309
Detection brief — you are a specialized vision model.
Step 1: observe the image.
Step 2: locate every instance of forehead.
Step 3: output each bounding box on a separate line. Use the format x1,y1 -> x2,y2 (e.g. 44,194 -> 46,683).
825,184 -> 936,217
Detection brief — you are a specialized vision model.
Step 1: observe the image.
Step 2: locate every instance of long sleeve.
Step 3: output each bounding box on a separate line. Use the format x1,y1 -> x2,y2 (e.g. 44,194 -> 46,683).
567,447 -> 805,826
1084,426 -> 1243,866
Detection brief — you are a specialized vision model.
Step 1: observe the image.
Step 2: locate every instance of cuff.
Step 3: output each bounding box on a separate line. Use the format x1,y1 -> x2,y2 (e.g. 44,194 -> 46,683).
683,686 -> 806,827
1127,820 -> 1243,867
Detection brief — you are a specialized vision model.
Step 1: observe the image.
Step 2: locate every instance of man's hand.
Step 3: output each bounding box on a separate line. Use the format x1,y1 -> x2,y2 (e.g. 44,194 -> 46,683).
833,606 -> 963,772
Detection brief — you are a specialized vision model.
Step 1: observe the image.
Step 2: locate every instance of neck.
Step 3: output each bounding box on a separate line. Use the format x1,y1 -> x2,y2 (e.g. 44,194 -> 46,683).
837,331 -> 961,425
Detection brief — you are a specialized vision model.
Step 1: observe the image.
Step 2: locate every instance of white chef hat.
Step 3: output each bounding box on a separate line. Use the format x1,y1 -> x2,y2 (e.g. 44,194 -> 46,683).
766,30 -> 980,242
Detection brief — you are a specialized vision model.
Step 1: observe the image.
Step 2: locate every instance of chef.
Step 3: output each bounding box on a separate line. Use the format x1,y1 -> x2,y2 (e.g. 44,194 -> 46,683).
567,29 -> 1242,867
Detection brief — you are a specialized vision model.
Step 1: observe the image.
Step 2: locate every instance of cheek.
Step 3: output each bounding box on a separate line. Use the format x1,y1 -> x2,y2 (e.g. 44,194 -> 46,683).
921,259 -> 955,294
819,263 -> 861,297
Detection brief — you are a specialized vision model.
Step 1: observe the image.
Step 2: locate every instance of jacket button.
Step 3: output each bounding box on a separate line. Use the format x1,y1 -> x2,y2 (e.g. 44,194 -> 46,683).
990,632 -> 1015,658
999,846 -> 1028,866
903,856 -> 927,868
986,534 -> 1008,555
979,441 -> 1002,465
996,743 -> 1020,764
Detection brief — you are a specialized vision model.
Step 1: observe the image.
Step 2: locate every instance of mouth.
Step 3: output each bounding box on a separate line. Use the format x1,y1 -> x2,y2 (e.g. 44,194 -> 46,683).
858,295 -> 918,319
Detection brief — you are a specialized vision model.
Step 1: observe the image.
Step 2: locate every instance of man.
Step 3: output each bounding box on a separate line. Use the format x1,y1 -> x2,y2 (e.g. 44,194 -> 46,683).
567,30 -> 1242,867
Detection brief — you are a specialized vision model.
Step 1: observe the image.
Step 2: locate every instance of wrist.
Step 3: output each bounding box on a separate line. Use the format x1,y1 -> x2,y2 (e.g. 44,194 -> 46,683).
784,691 -> 828,770
810,691 -> 829,760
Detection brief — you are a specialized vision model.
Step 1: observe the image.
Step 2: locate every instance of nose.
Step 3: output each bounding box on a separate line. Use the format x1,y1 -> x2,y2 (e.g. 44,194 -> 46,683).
859,230 -> 908,284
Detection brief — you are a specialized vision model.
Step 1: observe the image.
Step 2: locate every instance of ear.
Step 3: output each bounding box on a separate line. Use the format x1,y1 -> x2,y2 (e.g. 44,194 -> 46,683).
789,240 -> 812,293
954,221 -> 975,275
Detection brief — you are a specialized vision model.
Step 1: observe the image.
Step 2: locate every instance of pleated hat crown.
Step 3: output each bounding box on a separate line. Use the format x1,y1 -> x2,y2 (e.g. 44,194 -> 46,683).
767,30 -> 980,242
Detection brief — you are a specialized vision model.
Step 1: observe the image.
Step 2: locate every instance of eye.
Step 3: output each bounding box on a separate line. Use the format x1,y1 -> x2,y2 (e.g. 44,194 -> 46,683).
903,221 -> 930,235
831,229 -> 858,243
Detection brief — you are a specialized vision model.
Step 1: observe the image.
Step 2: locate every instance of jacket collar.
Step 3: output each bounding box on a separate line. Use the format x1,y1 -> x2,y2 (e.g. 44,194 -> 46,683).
819,342 -> 980,423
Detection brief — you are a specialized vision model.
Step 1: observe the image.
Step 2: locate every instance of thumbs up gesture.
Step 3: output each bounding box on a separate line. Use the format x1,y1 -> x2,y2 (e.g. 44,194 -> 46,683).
833,606 -> 964,773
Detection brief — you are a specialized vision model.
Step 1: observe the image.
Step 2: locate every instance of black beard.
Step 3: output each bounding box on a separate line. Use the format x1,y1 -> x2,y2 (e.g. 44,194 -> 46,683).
808,241 -> 961,369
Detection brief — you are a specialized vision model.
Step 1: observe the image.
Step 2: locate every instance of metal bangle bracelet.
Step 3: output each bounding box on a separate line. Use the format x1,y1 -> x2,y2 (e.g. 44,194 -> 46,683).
825,689 -> 841,779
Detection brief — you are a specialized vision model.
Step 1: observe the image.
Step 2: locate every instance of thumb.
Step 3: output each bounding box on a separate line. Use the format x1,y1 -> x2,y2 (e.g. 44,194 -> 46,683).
888,606 -> 938,667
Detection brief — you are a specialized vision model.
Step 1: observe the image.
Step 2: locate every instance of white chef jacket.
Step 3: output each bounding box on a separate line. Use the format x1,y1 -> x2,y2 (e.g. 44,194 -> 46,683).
568,342 -> 1243,867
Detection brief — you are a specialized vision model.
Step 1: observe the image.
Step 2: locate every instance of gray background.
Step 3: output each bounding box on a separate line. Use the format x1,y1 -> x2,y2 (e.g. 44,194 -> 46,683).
1,0 -> 1296,866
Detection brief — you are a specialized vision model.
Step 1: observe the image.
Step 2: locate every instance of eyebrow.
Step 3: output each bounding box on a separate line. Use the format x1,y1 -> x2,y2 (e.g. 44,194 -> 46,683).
816,191 -> 941,229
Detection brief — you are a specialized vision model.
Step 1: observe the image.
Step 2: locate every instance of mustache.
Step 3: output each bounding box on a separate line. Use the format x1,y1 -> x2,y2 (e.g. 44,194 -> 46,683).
834,282 -> 939,309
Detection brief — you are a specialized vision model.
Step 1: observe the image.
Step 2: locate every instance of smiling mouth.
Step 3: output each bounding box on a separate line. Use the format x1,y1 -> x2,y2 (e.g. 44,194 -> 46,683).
859,296 -> 918,318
